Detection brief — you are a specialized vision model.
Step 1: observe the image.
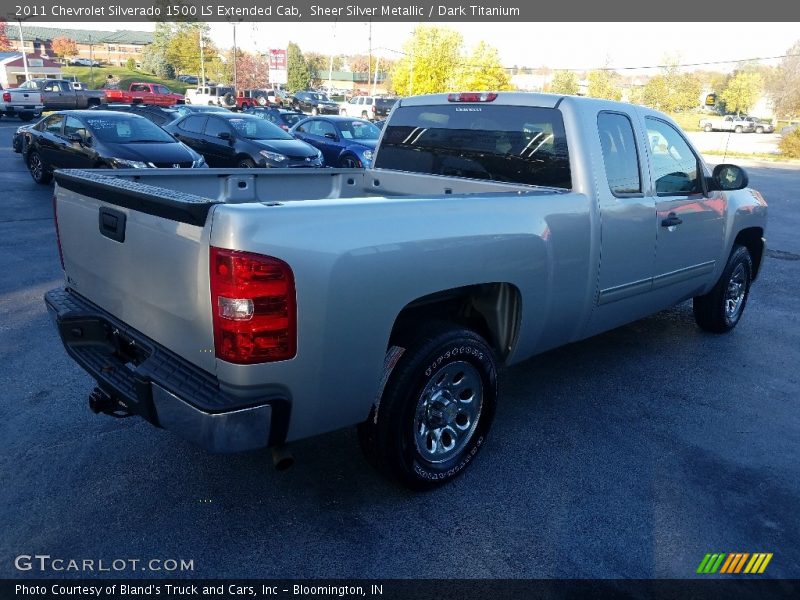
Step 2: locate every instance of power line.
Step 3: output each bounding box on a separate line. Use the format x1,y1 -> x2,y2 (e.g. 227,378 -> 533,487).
377,46 -> 798,73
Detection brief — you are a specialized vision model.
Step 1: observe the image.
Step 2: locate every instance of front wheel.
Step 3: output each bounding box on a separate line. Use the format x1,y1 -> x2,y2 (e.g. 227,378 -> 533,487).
237,157 -> 256,168
703,124 -> 713,132
734,125 -> 743,133
339,155 -> 362,168
358,323 -> 498,490
693,245 -> 753,333
28,150 -> 52,184
19,113 -> 35,122
755,126 -> 764,134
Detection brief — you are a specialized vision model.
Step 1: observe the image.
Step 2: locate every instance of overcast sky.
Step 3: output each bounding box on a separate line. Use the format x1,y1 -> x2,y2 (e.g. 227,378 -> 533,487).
33,21 -> 799,74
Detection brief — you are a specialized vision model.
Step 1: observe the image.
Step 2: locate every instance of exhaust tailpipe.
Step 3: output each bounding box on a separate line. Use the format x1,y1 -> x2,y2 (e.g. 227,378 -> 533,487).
271,446 -> 294,471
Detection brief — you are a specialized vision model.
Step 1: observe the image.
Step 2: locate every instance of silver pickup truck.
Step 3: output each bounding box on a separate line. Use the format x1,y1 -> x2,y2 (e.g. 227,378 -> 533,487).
46,92 -> 767,489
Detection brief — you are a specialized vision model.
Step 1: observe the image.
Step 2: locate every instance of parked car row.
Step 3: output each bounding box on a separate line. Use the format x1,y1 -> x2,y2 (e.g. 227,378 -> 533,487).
14,99 -> 385,184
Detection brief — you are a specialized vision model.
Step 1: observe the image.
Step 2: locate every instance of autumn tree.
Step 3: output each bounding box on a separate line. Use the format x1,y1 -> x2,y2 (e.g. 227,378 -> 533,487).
768,40 -> 800,119
390,26 -> 465,95
0,21 -> 12,52
453,41 -> 513,91
51,37 -> 78,63
232,50 -> 269,89
720,71 -> 763,116
586,70 -> 622,101
549,70 -> 579,95
287,42 -> 312,92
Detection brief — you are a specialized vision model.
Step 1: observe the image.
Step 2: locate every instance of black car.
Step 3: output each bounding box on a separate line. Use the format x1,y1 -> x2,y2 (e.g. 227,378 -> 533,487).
242,106 -> 305,131
23,110 -> 206,184
90,103 -> 179,127
289,91 -> 339,115
164,112 -> 324,168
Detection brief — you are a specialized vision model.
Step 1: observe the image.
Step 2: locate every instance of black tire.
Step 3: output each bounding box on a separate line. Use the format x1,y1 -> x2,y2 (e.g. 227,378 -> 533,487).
339,155 -> 362,168
237,157 -> 256,168
361,110 -> 369,119
27,150 -> 52,184
358,323 -> 498,490
257,95 -> 268,106
734,125 -> 743,134
693,245 -> 753,333
704,124 -> 713,132
755,126 -> 764,134
19,113 -> 34,122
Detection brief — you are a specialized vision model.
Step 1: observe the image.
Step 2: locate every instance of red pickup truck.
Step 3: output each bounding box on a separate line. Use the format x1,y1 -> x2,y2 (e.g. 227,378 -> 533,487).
104,83 -> 184,107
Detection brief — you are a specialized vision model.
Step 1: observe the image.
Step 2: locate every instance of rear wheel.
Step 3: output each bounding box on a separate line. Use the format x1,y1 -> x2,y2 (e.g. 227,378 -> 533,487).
27,150 -> 51,184
755,126 -> 764,134
734,125 -> 743,133
361,110 -> 369,119
358,323 -> 498,490
703,124 -> 713,132
693,245 -> 753,333
19,113 -> 34,122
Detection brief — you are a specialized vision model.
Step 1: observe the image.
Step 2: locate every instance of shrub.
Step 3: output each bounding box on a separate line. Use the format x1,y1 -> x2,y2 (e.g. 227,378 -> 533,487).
779,129 -> 800,159
126,57 -> 137,71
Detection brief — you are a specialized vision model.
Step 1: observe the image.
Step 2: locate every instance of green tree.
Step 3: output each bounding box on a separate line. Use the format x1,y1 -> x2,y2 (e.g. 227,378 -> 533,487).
642,68 -> 702,112
768,40 -> 800,119
549,70 -> 579,95
720,71 -> 763,116
587,70 -> 622,101
390,26 -> 464,96
286,42 -> 312,92
454,41 -> 513,91
165,24 -> 210,76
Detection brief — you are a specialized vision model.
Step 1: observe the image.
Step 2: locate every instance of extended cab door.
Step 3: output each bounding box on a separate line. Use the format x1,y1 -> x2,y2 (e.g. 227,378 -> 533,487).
644,117 -> 724,303
588,110 -> 657,334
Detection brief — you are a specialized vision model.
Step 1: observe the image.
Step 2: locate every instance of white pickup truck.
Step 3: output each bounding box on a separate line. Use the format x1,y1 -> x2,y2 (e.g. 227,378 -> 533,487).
0,83 -> 43,121
46,92 -> 767,489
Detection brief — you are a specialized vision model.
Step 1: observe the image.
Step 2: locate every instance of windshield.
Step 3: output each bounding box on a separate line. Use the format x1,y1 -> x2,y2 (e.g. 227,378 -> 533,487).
339,120 -> 381,141
227,117 -> 293,140
84,114 -> 176,143
374,104 -> 571,189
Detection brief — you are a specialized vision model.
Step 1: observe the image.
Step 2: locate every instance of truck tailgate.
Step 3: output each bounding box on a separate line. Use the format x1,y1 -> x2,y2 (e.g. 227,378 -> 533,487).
53,170 -> 221,374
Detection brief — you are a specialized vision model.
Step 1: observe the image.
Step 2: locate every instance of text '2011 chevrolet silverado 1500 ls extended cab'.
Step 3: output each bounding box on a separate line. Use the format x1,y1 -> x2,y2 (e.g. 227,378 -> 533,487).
46,92 -> 767,489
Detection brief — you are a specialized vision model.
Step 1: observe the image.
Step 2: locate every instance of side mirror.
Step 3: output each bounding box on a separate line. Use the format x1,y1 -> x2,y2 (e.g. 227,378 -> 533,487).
709,164 -> 749,191
67,133 -> 83,144
217,131 -> 232,141
324,132 -> 338,141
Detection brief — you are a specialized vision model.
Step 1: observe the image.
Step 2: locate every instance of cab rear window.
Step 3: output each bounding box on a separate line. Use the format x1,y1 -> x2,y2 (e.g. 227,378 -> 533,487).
374,104 -> 571,189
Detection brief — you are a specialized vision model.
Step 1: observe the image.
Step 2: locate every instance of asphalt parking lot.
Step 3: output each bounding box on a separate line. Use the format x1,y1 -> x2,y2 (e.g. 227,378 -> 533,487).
0,116 -> 798,580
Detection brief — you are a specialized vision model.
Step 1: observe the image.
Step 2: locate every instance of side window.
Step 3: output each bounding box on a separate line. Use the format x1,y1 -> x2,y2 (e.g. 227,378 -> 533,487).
180,115 -> 207,134
645,117 -> 703,196
59,81 -> 73,92
366,98 -> 374,106
597,112 -> 641,196
44,115 -> 64,134
204,117 -> 231,138
64,116 -> 88,141
309,120 -> 336,138
348,97 -> 358,106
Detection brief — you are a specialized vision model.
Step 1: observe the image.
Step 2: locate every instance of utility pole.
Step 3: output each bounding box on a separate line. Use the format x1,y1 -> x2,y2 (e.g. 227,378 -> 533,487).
232,22 -> 238,90
367,21 -> 372,95
17,20 -> 30,82
199,32 -> 206,87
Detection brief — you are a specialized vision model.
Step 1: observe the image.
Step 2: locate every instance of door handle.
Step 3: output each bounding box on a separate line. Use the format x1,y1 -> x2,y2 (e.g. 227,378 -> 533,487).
661,213 -> 683,227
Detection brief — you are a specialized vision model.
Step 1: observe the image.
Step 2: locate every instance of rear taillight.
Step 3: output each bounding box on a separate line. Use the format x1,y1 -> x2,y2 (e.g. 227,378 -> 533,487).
370,104 -> 376,114
2,92 -> 10,102
210,247 -> 296,364
53,195 -> 65,270
447,92 -> 498,103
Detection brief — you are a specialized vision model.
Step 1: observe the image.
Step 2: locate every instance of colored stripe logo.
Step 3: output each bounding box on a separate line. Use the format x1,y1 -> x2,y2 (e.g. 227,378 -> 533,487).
697,553 -> 773,574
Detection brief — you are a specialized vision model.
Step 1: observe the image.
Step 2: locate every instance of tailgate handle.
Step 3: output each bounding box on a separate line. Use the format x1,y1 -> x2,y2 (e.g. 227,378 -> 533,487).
99,207 -> 126,243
